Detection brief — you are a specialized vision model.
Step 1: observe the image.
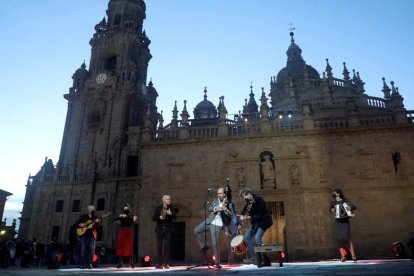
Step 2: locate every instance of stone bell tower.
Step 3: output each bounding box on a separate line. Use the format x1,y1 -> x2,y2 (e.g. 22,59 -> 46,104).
19,0 -> 159,244
57,0 -> 156,190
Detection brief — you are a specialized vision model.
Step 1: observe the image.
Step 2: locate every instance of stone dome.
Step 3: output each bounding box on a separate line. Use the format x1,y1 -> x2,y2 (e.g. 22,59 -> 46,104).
74,62 -> 88,75
276,32 -> 320,84
193,88 -> 217,119
276,63 -> 320,83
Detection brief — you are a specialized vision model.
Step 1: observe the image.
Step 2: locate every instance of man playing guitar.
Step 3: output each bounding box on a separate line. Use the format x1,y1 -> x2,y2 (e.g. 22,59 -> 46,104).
239,188 -> 273,268
77,205 -> 100,269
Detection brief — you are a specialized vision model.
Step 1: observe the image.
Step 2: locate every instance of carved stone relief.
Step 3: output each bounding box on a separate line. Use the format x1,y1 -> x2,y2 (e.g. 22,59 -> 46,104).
236,167 -> 246,187
289,164 -> 301,186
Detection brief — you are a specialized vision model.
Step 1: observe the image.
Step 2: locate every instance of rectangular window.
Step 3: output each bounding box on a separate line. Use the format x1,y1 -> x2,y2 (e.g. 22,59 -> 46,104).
55,200 -> 64,213
96,225 -> 103,241
72,200 -> 80,212
51,226 -> 60,241
113,14 -> 121,26
127,155 -> 139,177
96,198 -> 105,211
105,56 -> 117,71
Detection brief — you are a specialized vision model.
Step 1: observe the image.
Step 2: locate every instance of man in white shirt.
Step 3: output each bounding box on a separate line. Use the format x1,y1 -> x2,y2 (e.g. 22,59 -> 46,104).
193,187 -> 234,268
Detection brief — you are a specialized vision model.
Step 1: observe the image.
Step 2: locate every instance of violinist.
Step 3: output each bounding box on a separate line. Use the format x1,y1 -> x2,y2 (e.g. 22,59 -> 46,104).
115,204 -> 138,268
152,195 -> 176,269
239,188 -> 273,268
194,187 -> 234,269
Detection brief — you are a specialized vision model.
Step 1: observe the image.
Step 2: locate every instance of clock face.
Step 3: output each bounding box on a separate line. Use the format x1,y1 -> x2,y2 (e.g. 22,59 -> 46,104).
96,73 -> 107,84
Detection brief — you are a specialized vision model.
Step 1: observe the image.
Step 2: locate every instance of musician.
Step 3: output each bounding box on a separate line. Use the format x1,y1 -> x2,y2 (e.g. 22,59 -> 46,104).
239,188 -> 272,268
193,187 -> 234,269
330,188 -> 357,262
115,204 -> 138,268
152,195 -> 176,269
76,205 -> 100,269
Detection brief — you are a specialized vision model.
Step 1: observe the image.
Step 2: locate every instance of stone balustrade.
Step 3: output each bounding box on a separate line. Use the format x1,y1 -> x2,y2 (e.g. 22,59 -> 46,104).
367,96 -> 387,108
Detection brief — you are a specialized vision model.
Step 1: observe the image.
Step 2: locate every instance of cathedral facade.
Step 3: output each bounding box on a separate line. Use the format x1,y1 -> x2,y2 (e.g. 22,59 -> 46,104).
20,0 -> 414,262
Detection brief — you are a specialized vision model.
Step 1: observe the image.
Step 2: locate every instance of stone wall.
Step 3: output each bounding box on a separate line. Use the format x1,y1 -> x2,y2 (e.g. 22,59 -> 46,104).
137,124 -> 414,261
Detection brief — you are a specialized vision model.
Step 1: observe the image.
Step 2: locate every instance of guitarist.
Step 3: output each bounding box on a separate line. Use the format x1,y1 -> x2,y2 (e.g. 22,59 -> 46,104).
239,188 -> 272,268
77,205 -> 100,269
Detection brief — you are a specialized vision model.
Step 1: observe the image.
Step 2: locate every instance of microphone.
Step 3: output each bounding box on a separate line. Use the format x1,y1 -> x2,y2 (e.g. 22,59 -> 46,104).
207,188 -> 212,194
226,178 -> 230,184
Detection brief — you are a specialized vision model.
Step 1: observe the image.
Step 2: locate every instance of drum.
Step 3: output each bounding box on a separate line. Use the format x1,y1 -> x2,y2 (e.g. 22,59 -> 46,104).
230,235 -> 248,255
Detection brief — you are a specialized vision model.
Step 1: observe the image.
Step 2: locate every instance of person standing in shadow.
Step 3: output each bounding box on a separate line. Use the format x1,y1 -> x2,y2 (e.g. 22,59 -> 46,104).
152,195 -> 176,269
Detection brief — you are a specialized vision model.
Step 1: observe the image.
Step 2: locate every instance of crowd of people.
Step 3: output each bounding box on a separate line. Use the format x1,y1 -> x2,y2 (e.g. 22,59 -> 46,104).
0,237 -> 120,269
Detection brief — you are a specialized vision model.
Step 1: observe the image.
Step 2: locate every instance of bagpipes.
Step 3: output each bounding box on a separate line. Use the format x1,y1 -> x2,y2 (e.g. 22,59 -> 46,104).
221,178 -> 235,226
225,178 -> 233,210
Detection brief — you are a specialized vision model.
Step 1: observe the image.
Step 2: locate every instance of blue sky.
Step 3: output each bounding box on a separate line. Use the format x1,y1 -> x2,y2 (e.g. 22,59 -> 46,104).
1,0 -> 413,226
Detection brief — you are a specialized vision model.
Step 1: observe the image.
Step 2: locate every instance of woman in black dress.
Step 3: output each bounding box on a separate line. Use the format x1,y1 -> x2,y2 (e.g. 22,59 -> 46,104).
330,189 -> 357,262
115,204 -> 138,268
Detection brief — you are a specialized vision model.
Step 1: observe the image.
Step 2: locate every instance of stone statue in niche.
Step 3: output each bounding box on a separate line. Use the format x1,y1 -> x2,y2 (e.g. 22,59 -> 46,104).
289,164 -> 300,186
260,154 -> 276,189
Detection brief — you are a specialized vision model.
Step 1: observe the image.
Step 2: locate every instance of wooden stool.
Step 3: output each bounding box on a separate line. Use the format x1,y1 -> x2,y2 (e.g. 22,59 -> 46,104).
254,244 -> 284,267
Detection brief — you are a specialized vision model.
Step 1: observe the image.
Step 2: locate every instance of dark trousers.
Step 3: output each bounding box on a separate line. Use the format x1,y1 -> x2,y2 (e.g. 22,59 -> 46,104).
79,236 -> 95,266
156,230 -> 171,266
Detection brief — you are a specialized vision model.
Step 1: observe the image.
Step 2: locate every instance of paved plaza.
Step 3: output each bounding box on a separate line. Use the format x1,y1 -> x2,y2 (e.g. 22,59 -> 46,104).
1,259 -> 413,275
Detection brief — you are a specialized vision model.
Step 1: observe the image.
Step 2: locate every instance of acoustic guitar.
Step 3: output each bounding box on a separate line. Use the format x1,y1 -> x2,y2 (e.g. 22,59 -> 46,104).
76,212 -> 111,238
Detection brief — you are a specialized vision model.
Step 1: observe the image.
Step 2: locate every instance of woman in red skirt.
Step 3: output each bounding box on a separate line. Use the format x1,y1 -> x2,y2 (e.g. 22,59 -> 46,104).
115,204 -> 138,268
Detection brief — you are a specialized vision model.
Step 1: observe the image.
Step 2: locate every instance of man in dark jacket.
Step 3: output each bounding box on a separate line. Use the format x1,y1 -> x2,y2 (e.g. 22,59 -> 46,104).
152,195 -> 176,269
77,205 -> 100,269
239,188 -> 273,267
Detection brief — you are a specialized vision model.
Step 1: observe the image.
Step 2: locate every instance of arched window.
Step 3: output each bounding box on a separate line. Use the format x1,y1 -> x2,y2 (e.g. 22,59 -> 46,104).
124,22 -> 134,29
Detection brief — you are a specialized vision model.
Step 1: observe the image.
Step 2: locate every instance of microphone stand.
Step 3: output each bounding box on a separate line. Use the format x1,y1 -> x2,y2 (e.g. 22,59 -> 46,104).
187,189 -> 212,270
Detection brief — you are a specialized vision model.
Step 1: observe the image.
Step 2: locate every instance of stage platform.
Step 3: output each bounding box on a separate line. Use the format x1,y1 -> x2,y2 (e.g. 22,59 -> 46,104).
2,259 -> 414,275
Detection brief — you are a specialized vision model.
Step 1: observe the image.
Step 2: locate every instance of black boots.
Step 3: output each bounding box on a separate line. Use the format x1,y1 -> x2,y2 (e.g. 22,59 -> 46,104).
256,252 -> 271,268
